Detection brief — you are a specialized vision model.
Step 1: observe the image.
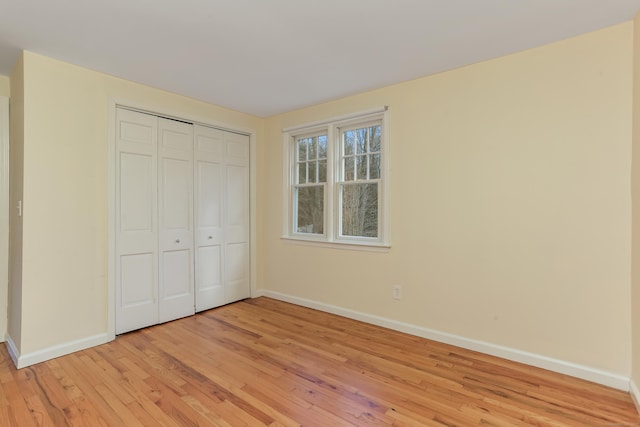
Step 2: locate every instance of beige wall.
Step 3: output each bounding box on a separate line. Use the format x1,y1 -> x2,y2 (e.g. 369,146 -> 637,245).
262,23 -> 633,375
0,76 -> 9,97
11,51 -> 263,355
632,12 -> 640,399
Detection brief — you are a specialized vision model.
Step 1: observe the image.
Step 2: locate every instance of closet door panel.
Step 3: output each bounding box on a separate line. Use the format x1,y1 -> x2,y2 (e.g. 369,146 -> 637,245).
225,164 -> 248,244
160,249 -> 192,322
119,153 -> 153,232
196,129 -> 224,155
115,108 -> 159,334
197,245 -> 223,310
120,254 -> 155,306
225,242 -> 249,302
223,132 -> 250,303
194,126 -> 226,311
158,118 -> 195,323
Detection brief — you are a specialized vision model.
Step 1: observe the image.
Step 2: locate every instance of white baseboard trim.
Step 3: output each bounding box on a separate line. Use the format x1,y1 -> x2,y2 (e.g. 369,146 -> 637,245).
5,334 -> 19,367
631,380 -> 640,414
4,332 -> 111,369
259,290 -> 631,391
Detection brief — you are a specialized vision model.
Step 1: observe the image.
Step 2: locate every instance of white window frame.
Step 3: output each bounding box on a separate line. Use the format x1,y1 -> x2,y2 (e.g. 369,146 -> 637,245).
282,107 -> 390,250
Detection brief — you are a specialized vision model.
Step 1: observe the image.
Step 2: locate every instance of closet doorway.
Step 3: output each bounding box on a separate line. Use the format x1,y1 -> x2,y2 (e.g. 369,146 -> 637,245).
114,107 -> 250,334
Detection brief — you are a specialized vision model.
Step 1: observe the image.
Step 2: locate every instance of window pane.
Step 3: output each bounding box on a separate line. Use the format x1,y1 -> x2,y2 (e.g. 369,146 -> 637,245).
344,130 -> 355,155
298,162 -> 307,184
369,154 -> 381,179
356,155 -> 367,180
309,161 -> 317,183
356,128 -> 367,154
298,138 -> 307,161
309,137 -> 317,160
296,186 -> 324,234
344,157 -> 354,181
341,183 -> 378,238
319,159 -> 327,183
370,126 -> 381,152
318,135 -> 327,158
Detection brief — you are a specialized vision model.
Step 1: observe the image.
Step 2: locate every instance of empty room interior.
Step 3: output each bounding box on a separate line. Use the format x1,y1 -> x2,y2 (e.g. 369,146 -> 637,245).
1,0 -> 640,425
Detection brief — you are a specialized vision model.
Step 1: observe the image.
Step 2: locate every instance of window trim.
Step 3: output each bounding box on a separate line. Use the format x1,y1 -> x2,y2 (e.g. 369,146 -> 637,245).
282,107 -> 390,249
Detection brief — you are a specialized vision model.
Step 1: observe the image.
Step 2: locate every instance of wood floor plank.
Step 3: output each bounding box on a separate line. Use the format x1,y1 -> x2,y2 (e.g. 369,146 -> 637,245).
0,297 -> 637,426
56,353 -> 133,426
3,373 -> 39,426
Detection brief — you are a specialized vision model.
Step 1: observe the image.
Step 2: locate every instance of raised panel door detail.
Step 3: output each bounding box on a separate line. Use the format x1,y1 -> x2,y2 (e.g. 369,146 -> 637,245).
225,164 -> 248,246
226,134 -> 250,159
120,153 -> 153,232
225,243 -> 247,283
225,242 -> 249,302
196,132 -> 224,155
197,161 -> 221,229
226,165 -> 247,229
196,244 -> 223,311
162,250 -> 192,298
120,253 -> 155,307
162,129 -> 192,151
198,246 -> 221,292
162,158 -> 191,230
120,121 -> 154,145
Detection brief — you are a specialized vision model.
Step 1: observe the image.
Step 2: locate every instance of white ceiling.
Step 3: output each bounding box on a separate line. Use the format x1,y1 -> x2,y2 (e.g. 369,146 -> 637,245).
1,0 -> 640,117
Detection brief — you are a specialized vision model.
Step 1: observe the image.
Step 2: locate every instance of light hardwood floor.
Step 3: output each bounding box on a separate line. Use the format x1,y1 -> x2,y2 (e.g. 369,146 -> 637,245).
0,297 -> 638,426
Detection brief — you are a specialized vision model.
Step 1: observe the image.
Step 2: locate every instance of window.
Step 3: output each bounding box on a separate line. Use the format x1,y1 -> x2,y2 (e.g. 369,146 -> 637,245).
283,108 -> 389,248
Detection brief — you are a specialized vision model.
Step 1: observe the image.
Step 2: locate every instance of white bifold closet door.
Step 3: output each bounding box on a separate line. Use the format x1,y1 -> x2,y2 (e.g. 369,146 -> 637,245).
115,108 -> 249,335
194,126 -> 250,311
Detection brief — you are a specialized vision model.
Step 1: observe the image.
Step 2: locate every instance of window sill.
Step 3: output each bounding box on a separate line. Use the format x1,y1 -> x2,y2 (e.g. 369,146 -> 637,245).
280,236 -> 391,253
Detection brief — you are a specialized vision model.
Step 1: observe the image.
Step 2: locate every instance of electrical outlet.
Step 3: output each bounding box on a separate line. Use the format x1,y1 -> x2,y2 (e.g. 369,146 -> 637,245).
392,285 -> 402,300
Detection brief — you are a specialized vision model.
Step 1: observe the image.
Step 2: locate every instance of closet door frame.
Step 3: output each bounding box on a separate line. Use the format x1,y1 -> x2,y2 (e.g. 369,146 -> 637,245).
107,101 -> 257,340
0,97 -> 8,341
